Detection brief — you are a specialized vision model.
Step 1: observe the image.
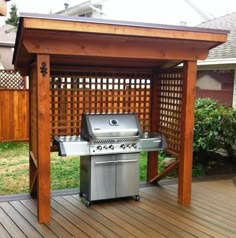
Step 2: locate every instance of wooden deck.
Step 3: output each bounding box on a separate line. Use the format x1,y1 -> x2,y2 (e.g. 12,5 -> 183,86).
0,178 -> 235,238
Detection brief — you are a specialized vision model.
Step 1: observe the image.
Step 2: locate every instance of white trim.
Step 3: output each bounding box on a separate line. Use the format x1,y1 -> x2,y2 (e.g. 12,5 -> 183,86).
233,69 -> 236,108
0,41 -> 15,47
0,60 -> 4,69
198,58 -> 236,66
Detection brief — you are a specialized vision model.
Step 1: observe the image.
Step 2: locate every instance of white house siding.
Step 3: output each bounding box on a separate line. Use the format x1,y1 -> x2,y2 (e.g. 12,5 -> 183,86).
100,0 -> 205,25
0,60 -> 4,69
59,0 -> 205,26
233,69 -> 236,108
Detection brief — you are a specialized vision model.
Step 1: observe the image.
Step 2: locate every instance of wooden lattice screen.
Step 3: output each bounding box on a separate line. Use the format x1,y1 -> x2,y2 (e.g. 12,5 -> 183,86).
156,69 -> 184,158
0,70 -> 25,89
50,69 -> 152,139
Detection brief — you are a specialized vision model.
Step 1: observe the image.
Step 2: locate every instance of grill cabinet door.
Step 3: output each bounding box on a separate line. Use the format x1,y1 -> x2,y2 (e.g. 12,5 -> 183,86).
91,155 -> 116,200
116,153 -> 139,198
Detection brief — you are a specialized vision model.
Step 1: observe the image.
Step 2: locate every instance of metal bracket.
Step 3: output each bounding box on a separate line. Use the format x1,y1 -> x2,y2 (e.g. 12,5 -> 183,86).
40,62 -> 48,77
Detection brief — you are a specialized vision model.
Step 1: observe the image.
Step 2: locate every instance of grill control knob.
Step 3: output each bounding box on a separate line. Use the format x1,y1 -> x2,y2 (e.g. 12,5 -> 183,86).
97,145 -> 102,151
127,144 -> 132,148
103,145 -> 108,150
109,145 -> 114,150
132,143 -> 137,149
120,144 -> 126,149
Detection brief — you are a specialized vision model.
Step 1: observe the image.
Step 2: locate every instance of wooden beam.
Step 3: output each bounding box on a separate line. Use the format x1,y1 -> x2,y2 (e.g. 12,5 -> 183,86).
150,160 -> 179,183
147,70 -> 160,182
51,65 -> 152,74
23,36 -> 209,61
29,66 -> 37,199
147,152 -> 158,182
36,54 -> 51,223
23,17 -> 228,43
30,169 -> 37,196
30,151 -> 37,167
178,61 -> 197,206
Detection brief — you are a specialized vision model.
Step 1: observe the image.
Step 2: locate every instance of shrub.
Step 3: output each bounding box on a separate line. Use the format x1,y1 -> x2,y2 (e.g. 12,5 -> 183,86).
194,98 -> 236,162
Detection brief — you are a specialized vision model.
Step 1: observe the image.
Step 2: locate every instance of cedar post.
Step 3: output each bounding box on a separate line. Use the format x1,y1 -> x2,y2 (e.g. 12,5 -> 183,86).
147,70 -> 159,182
36,54 -> 51,223
29,65 -> 37,197
178,60 -> 197,205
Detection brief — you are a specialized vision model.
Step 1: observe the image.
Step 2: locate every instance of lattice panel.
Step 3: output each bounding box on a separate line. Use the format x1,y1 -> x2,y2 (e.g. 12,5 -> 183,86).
0,70 -> 25,89
157,70 -> 184,158
50,71 -> 151,138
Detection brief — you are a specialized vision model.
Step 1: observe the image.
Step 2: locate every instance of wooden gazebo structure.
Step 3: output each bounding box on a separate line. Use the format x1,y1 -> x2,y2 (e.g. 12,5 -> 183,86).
13,13 -> 227,223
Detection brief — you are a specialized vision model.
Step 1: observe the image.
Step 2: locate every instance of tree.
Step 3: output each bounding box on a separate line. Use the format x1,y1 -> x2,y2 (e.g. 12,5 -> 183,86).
5,4 -> 19,27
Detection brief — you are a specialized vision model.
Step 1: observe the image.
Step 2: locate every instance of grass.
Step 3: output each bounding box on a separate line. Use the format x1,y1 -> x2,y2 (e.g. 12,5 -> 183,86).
0,142 -> 81,195
0,142 -> 174,195
0,142 -> 29,194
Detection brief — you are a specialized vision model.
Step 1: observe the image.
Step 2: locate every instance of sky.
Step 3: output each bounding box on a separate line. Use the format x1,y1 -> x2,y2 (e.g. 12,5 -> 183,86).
1,0 -> 236,26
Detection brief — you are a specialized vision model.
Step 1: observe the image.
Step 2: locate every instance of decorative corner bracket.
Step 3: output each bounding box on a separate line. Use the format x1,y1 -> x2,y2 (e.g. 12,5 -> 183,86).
40,62 -> 48,77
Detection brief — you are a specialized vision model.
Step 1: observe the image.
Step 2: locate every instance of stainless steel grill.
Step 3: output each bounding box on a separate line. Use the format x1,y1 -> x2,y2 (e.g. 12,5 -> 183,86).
54,113 -> 167,206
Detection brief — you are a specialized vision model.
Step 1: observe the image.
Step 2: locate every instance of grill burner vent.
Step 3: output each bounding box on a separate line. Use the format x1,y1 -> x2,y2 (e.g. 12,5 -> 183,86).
91,138 -> 138,144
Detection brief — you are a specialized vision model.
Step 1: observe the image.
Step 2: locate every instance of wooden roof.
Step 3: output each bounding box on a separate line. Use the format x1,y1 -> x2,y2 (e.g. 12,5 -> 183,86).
13,13 -> 228,76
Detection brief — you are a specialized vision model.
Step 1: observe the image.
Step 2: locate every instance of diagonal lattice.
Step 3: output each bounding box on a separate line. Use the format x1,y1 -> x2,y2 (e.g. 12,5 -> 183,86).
0,70 -> 25,89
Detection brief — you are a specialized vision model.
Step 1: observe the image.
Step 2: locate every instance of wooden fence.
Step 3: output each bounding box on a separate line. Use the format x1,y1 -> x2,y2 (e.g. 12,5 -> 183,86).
0,90 -> 29,142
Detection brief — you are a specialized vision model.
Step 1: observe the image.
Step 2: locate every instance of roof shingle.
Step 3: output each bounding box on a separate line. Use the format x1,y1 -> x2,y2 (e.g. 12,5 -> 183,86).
198,12 -> 236,59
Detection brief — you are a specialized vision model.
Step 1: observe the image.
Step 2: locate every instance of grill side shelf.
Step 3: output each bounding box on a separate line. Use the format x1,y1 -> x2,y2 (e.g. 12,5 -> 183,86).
140,134 -> 167,152
53,136 -> 89,156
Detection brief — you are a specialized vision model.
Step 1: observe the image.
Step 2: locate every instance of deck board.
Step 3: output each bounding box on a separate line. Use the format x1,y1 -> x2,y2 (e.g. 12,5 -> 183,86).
21,199 -> 73,238
141,188 -> 234,238
156,186 -> 236,238
0,223 -> 11,238
0,207 -> 26,238
0,178 -> 236,238
0,202 -> 42,238
139,191 -> 226,238
54,196 -> 120,238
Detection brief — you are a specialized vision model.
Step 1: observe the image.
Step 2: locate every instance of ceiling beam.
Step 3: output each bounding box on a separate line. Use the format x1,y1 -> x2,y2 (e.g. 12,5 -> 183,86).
23,36 -> 209,61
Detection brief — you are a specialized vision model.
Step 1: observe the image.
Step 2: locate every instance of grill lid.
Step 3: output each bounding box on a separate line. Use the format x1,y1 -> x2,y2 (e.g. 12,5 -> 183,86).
81,113 -> 143,141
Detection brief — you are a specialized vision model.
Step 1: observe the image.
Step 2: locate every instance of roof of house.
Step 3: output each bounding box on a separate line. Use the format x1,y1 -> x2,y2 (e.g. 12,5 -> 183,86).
56,0 -> 102,16
198,12 -> 236,60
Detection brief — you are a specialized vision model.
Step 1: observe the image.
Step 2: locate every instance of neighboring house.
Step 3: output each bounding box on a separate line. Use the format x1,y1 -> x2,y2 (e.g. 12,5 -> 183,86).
0,24 -> 16,69
0,24 -> 25,90
57,1 -> 104,18
196,70 -> 234,106
197,71 -> 233,91
56,0 -> 211,26
197,12 -> 236,107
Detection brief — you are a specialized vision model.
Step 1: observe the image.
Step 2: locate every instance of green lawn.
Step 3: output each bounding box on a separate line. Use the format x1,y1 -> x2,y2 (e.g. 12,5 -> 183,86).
0,142 -> 158,195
